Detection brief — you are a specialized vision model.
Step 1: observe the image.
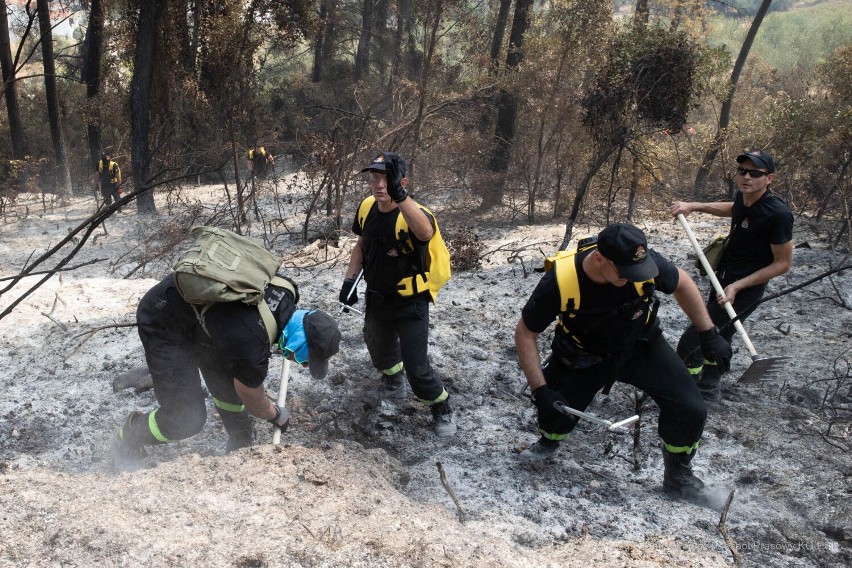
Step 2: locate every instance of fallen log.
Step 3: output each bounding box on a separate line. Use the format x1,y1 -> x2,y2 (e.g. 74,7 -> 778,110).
112,366 -> 153,392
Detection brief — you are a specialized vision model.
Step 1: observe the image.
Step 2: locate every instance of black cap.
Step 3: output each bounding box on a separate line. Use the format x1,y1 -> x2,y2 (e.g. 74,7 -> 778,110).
303,310 -> 341,380
101,152 -> 109,160
360,152 -> 407,177
596,223 -> 659,282
736,149 -> 775,173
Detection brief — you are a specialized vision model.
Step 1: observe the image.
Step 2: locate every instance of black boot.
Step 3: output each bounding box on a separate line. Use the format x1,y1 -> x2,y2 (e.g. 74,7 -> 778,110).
430,398 -> 457,437
380,370 -> 408,400
519,436 -> 560,462
696,362 -> 721,404
662,447 -> 705,498
217,408 -> 254,453
111,411 -> 153,473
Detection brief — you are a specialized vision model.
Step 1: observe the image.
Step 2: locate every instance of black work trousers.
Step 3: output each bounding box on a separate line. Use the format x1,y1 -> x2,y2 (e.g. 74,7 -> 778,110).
101,183 -> 121,205
135,275 -> 252,443
545,334 -> 706,450
676,280 -> 766,370
362,292 -> 445,403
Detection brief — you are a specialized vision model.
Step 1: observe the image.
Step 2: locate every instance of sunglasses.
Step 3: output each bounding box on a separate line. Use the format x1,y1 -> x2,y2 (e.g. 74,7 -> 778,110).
736,167 -> 769,178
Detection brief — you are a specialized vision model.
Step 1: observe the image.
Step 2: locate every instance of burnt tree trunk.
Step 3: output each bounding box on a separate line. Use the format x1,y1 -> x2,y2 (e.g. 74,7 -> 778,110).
36,0 -> 72,197
311,0 -> 332,82
354,0 -> 373,81
131,0 -> 161,214
483,0 -> 533,208
82,0 -> 104,166
0,0 -> 29,159
560,145 -> 619,249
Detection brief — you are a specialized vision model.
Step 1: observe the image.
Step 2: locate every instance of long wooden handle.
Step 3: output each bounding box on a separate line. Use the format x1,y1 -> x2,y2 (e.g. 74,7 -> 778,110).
272,359 -> 291,444
676,214 -> 759,359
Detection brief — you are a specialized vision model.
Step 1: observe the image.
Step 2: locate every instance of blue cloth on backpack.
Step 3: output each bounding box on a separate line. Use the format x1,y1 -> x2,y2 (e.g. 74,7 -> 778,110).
278,309 -> 310,364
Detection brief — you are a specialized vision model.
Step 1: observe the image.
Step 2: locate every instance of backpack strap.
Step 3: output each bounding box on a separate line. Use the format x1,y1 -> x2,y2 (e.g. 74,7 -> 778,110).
548,238 -> 598,314
258,302 -> 278,345
270,275 -> 297,300
357,196 -> 377,229
554,253 -> 581,315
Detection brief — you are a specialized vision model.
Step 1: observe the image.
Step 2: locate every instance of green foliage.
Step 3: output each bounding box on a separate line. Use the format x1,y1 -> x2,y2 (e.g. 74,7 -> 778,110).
710,0 -> 796,16
766,44 -> 852,223
708,1 -> 852,72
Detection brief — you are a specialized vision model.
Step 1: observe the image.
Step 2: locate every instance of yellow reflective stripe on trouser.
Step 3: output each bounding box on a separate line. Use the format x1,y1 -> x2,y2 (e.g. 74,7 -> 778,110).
149,409 -> 172,443
687,358 -> 717,376
663,440 -> 700,455
421,389 -> 449,406
382,362 -> 404,376
213,397 -> 246,413
538,428 -> 568,441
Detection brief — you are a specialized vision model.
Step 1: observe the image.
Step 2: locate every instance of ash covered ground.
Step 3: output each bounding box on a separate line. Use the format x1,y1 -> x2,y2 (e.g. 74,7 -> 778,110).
1,176 -> 850,567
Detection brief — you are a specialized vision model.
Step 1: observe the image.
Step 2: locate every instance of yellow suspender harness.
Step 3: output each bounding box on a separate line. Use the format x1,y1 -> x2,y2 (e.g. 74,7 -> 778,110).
546,242 -> 654,344
357,196 -> 451,303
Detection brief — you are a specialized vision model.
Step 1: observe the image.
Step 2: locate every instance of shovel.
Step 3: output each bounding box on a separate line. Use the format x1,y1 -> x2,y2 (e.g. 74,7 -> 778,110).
553,401 -> 639,432
676,214 -> 790,383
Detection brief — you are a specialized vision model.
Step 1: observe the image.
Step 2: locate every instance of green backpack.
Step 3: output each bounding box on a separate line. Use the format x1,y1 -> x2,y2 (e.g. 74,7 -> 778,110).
172,226 -> 296,344
695,235 -> 729,276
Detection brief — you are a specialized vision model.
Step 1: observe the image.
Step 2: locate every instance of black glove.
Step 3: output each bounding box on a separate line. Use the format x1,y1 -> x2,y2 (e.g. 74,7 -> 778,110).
531,385 -> 576,437
339,278 -> 358,306
699,327 -> 732,373
384,155 -> 407,203
268,404 -> 290,431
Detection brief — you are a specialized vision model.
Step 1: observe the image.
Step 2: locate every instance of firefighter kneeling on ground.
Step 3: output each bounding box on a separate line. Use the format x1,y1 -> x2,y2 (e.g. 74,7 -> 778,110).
514,223 -> 731,499
111,272 -> 340,473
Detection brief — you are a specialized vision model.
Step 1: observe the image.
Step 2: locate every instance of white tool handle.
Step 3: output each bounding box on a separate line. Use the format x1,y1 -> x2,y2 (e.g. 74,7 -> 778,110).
608,415 -> 640,430
272,359 -> 291,445
676,214 -> 759,359
554,401 -> 638,431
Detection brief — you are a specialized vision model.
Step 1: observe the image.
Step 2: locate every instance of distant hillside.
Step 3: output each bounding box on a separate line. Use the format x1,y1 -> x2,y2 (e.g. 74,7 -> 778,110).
709,0 -> 852,71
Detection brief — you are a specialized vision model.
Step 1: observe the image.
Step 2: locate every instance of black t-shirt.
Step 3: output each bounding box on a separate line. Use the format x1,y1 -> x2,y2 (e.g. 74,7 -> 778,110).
202,302 -> 276,388
351,201 -> 435,299
721,190 -> 793,280
521,248 -> 680,354
154,275 -> 295,388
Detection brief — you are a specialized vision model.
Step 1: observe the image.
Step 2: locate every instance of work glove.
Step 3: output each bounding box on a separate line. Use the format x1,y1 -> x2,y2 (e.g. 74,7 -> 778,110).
339,278 -> 358,308
699,327 -> 732,373
268,404 -> 290,432
531,385 -> 576,437
384,155 -> 407,203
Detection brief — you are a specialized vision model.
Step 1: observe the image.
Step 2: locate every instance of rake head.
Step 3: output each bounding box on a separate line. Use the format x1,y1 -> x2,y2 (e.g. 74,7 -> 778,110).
737,356 -> 792,384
